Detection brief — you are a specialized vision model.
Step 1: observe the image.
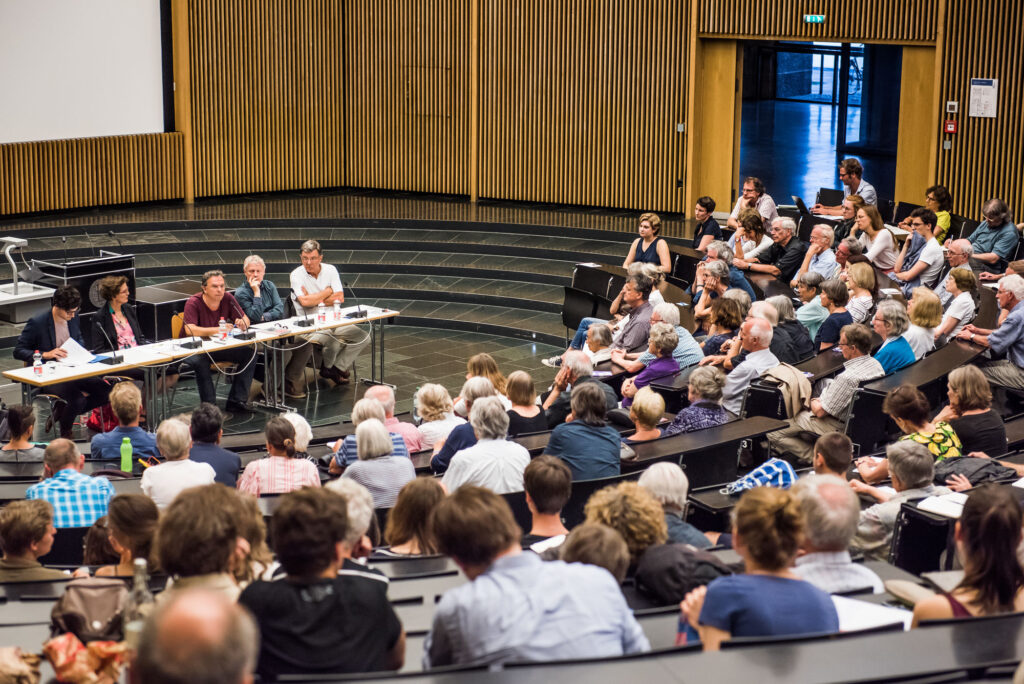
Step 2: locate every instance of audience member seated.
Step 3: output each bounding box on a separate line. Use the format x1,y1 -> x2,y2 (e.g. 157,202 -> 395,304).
623,212 -> 672,273
424,486 -> 649,667
792,224 -> 838,286
233,494 -> 275,585
846,261 -> 878,324
559,523 -> 631,585
892,209 -> 945,293
819,158 -> 878,213
853,205 -> 897,272
581,322 -> 613,366
91,381 -> 159,461
771,324 -> 884,464
851,442 -> 951,560
934,239 -> 975,307
544,383 -> 621,480
767,295 -> 816,361
156,484 -> 248,602
188,403 -> 241,487
96,494 -> 159,577
958,274 -> 1024,391
978,258 -> 1023,286
27,439 -> 114,528
413,383 -> 466,448
663,366 -> 728,436
239,488 -> 404,680
584,481 -> 667,569
811,432 -> 854,479
727,177 -> 779,232
697,240 -> 757,302
912,485 -> 1024,624
324,478 -> 381,568
858,385 -> 962,484
364,384 -> 423,452
922,184 -> 954,241
453,353 -> 511,417
282,412 -> 314,459
521,455 -> 571,551
692,196 -> 722,252
871,300 -> 916,374
700,298 -> 743,356
905,287 -> 941,359
133,588 -> 258,684
0,500 -> 66,582
734,217 -> 806,283
142,419 -> 216,510
341,419 -> 416,508
935,268 -> 978,344
431,377 -> 496,473
621,323 -> 680,408
442,397 -> 530,494
378,477 -> 444,557
0,405 -> 44,462
541,352 -> 618,429
680,487 -> 838,650
332,397 -> 411,474
611,303 -> 703,374
721,319 -> 779,415
934,366 -> 1007,456
606,274 -> 657,356
83,516 -> 119,567
692,259 -> 730,321
791,475 -> 884,594
14,285 -> 112,439
238,416 -> 321,497
624,387 -> 665,444
639,462 -> 711,549
505,371 -> 548,437
729,209 -> 774,272
794,272 -> 829,340
831,196 -> 867,246
815,278 -> 853,349
963,198 -> 1019,274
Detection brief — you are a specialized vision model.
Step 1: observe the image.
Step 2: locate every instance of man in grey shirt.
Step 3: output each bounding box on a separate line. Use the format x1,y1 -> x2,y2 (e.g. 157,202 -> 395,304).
609,274 -> 655,354
423,486 -> 649,668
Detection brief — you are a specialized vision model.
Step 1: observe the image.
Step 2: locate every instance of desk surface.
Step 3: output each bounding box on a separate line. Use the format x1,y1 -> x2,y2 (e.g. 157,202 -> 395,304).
627,416 -> 788,464
865,339 -> 983,393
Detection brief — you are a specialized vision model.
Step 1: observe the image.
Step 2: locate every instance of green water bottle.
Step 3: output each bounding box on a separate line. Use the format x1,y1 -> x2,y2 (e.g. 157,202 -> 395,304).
120,437 -> 132,473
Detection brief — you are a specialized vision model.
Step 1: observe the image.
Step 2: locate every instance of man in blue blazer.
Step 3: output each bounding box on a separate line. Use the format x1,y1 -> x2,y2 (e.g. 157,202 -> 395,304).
14,286 -> 111,438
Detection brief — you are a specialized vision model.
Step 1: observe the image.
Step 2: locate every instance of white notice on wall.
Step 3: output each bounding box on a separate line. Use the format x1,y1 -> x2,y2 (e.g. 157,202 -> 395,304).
969,78 -> 998,118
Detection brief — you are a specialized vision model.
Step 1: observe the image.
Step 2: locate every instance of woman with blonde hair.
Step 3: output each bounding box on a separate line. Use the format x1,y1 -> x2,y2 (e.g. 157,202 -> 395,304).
934,268 -> 977,345
904,287 -> 943,359
624,387 -> 665,444
846,261 -> 877,323
414,383 -> 465,448
623,212 -> 672,274
680,487 -> 837,650
505,371 -> 547,437
934,365 -> 1007,456
454,353 -> 510,416
853,205 -> 897,271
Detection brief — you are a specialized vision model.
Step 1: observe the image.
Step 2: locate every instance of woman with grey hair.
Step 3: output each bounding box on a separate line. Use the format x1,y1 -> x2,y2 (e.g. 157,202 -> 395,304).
871,299 -> 916,374
620,323 -> 679,409
329,397 -> 411,474
638,462 -> 712,548
282,412 -> 314,459
141,419 -> 216,510
796,272 -> 829,341
768,295 -> 815,361
341,418 -> 415,509
663,366 -> 728,436
693,260 -> 731,323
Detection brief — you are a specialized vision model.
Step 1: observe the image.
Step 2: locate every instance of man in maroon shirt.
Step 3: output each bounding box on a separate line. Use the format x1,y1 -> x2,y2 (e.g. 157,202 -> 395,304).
181,270 -> 257,414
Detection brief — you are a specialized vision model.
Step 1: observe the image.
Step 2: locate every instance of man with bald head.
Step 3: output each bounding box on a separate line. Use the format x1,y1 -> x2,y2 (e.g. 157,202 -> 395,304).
720,318 -> 779,415
364,384 -> 423,452
734,217 -> 807,282
933,239 -> 974,308
132,589 -> 258,684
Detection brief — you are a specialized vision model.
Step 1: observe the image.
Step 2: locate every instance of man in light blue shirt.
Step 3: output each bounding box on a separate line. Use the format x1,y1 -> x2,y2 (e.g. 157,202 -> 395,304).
791,225 -> 838,287
424,486 -> 649,668
90,381 -> 159,461
959,274 -> 1024,390
27,440 -> 114,528
965,199 -> 1020,274
720,318 -> 780,415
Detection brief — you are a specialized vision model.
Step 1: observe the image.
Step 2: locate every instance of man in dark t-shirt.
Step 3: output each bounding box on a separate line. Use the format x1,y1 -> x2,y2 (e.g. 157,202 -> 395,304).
239,488 -> 404,681
181,269 -> 257,414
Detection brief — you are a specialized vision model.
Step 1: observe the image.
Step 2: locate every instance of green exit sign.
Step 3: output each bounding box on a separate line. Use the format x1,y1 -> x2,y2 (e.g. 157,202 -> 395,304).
803,14 -> 826,23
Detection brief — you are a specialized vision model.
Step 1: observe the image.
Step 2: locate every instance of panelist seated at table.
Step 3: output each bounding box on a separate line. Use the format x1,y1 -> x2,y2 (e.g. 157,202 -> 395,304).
14,285 -> 112,439
234,254 -> 313,400
90,381 -> 159,461
91,275 -> 150,354
181,269 -> 257,415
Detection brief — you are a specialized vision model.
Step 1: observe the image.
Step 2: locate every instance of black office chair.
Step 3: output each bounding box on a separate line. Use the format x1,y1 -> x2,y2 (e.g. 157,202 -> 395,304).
877,198 -> 896,224
560,286 -> 598,345
38,526 -> 90,566
501,490 -> 532,534
562,471 -> 643,529
889,503 -> 955,575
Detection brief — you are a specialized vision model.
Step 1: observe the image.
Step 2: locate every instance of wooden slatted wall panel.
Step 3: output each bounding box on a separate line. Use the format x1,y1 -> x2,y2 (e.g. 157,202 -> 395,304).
187,0 -> 345,198
479,0 -> 690,213
344,0 -> 470,194
0,133 -> 184,216
698,0 -> 938,43
937,0 -> 1024,220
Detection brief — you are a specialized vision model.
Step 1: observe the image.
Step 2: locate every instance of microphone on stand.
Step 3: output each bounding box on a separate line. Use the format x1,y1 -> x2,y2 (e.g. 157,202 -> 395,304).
107,231 -> 123,250
293,295 -> 314,327
60,236 -> 68,265
229,297 -> 256,340
342,281 -> 365,318
94,317 -> 123,366
174,308 -> 202,349
83,231 -> 98,256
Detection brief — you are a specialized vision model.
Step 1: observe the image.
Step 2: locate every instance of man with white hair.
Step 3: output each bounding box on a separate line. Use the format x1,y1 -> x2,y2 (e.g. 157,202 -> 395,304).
791,224 -> 838,286
734,217 -> 807,283
700,241 -> 756,301
791,475 -> 884,594
324,479 -> 388,582
720,318 -> 779,414
610,303 -> 703,373
933,239 -> 974,308
638,463 -> 711,549
431,377 -> 497,474
442,397 -> 530,494
364,385 -> 423,452
235,254 -> 313,399
958,274 -> 1024,390
542,351 -> 618,428
141,419 -> 216,510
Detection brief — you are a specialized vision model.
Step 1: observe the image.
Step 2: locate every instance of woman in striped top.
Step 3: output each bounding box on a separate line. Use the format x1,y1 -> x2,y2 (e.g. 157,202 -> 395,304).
237,416 -> 321,497
341,419 -> 416,509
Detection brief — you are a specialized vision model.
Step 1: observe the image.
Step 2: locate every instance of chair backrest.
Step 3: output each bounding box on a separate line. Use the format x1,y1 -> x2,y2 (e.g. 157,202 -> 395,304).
843,387 -> 892,457
817,187 -> 845,206
975,285 -> 1000,329
501,490 -> 532,534
893,202 -> 922,226
38,525 -> 90,566
877,198 -> 896,224
561,287 -> 598,333
170,312 -> 185,339
953,215 -> 980,240
562,470 -> 643,529
889,503 -> 954,575
741,381 -> 787,421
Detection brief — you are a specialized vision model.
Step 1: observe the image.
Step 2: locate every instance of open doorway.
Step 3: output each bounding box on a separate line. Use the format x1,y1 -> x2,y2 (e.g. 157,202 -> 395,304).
739,41 -> 901,205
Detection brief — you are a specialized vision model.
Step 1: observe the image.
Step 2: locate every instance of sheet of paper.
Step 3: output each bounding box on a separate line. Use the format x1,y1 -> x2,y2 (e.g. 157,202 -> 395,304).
831,595 -> 912,632
59,337 -> 96,365
917,492 -> 968,519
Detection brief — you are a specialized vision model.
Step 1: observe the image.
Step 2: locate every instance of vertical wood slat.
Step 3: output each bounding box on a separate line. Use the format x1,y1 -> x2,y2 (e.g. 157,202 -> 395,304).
0,134 -> 184,216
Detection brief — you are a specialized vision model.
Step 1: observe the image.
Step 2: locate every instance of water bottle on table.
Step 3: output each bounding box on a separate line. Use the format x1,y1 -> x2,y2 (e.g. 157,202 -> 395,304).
120,437 -> 133,473
33,350 -> 42,376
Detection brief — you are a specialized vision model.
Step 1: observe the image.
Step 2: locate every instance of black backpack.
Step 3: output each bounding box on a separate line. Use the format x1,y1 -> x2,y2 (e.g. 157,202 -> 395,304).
634,543 -> 734,605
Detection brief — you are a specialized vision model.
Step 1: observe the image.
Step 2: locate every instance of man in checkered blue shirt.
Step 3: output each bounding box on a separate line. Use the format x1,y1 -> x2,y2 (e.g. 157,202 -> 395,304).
26,439 -> 114,528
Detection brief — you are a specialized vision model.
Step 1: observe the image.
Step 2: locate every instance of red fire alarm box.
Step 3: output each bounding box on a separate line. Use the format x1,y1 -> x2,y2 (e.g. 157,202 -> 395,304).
944,119 -> 958,134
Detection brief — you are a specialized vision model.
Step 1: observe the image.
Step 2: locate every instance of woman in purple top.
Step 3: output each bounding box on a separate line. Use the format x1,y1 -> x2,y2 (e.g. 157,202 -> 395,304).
621,324 -> 679,409
663,366 -> 729,436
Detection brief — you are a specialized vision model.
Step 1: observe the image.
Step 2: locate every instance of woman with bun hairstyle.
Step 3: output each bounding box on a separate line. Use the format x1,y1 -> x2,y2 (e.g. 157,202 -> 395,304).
237,416 -> 321,496
96,494 -> 159,577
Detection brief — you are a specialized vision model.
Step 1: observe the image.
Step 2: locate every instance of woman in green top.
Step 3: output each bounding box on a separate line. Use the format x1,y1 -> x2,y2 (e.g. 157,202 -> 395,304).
926,185 -> 953,243
857,384 -> 962,484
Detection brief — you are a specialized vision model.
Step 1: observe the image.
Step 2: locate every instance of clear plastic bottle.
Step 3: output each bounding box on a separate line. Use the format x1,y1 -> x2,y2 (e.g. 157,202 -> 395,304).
317,302 -> 326,323
32,350 -> 42,376
218,317 -> 228,340
333,300 -> 341,321
123,558 -> 154,650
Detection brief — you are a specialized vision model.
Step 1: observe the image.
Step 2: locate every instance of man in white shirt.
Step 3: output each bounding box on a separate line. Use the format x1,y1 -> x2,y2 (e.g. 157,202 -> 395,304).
289,240 -> 370,385
891,208 -> 946,295
141,419 -> 216,510
726,176 -> 779,231
812,158 -> 877,215
720,318 -> 779,415
442,397 -> 530,495
933,239 -> 974,308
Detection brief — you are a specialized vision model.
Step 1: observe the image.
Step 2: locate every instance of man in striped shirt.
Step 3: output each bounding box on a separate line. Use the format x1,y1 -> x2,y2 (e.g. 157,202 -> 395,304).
26,439 -> 114,528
